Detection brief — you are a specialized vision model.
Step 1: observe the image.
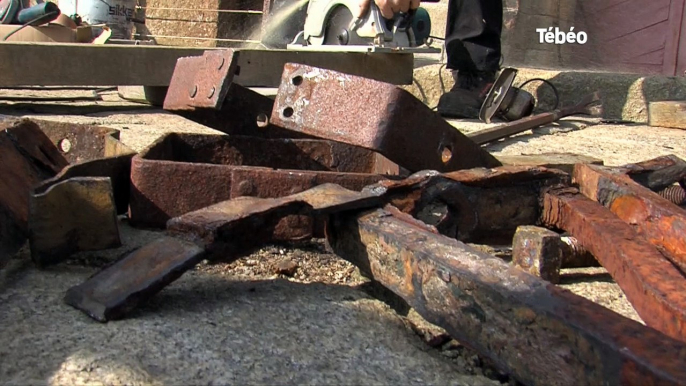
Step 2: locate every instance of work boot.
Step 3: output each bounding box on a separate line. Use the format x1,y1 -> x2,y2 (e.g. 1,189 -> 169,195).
437,70 -> 497,119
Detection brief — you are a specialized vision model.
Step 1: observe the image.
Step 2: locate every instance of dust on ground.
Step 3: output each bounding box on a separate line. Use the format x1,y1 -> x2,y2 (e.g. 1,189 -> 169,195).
1,83 -> 681,384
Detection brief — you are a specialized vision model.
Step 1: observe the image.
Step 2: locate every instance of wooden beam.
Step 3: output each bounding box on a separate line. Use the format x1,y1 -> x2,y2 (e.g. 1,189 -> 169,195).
0,42 -> 414,87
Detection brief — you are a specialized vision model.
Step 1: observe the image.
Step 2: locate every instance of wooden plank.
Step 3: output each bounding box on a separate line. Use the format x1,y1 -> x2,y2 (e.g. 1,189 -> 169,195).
0,42 -> 414,87
648,101 -> 686,129
495,153 -> 603,174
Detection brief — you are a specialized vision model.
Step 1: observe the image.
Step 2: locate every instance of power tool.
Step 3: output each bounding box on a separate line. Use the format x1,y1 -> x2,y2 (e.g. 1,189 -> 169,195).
286,0 -> 440,53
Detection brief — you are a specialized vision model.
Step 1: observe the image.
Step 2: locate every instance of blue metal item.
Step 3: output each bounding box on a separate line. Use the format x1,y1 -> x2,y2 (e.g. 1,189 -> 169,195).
16,1 -> 60,25
410,7 -> 431,46
0,0 -> 19,24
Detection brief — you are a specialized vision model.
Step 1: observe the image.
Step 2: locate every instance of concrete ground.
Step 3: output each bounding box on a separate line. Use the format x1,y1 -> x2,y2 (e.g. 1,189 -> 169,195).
1,59 -> 685,384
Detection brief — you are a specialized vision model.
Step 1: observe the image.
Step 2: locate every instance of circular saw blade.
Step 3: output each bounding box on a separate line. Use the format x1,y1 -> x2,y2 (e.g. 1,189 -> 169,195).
322,5 -> 370,45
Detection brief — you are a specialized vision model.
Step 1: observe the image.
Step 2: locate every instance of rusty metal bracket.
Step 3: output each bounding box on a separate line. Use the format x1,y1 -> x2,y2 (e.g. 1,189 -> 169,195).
542,186 -> 686,343
163,49 -> 313,138
326,205 -> 686,386
270,63 -> 502,173
31,119 -> 136,215
129,133 -> 402,229
574,163 -> 686,273
164,49 -> 241,111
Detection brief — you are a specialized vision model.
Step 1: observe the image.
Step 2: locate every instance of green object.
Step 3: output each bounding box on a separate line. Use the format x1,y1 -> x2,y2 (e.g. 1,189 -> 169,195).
0,0 -> 19,24
16,1 -> 60,25
410,7 -> 431,46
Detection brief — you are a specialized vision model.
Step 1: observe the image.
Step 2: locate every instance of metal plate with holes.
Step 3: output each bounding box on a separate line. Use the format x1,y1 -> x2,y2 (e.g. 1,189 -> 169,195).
129,133 -> 403,228
270,63 -> 502,173
163,49 -> 241,111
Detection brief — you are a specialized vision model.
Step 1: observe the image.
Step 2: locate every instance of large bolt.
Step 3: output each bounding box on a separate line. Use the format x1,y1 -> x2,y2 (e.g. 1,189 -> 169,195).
189,85 -> 198,98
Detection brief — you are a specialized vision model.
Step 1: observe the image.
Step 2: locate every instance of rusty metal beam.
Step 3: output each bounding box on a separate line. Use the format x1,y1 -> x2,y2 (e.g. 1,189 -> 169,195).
574,163 -> 686,273
364,166 -> 569,243
621,154 -> 686,191
64,237 -> 206,322
167,183 -> 382,258
129,133 -> 400,228
326,205 -> 686,386
270,63 -> 502,173
541,186 -> 686,343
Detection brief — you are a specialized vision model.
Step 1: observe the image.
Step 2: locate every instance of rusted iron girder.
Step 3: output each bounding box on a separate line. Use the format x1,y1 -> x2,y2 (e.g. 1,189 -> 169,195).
129,133 -> 401,228
363,166 -> 569,243
167,183 -> 382,258
541,186 -> 686,343
270,63 -> 502,173
574,163 -> 686,273
326,205 -> 686,386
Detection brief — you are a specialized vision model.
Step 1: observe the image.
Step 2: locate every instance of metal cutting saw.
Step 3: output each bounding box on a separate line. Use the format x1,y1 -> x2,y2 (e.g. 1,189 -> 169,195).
284,0 -> 441,53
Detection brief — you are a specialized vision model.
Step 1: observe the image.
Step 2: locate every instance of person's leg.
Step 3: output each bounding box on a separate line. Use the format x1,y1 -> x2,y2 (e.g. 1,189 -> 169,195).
437,0 -> 503,119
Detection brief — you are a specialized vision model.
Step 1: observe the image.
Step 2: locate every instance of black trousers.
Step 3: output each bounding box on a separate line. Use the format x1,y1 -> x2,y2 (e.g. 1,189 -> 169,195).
444,0 -> 503,73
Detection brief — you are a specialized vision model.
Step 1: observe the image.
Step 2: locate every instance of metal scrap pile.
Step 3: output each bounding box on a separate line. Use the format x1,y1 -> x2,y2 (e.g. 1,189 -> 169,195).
3,48 -> 686,386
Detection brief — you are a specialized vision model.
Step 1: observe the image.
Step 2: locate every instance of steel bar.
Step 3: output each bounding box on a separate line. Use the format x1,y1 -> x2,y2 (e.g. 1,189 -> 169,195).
270,63 -> 502,173
574,163 -> 686,273
29,177 -> 120,267
167,183 -> 382,257
326,205 -> 686,386
64,237 -> 206,322
541,186 -> 686,343
466,92 -> 603,145
129,133 -> 399,228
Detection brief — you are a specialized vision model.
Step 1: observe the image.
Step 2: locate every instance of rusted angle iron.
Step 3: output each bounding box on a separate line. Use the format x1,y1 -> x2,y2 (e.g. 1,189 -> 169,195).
326,205 -> 686,386
128,132 -> 401,228
270,63 -> 502,173
573,162 -> 686,273
541,186 -> 686,344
